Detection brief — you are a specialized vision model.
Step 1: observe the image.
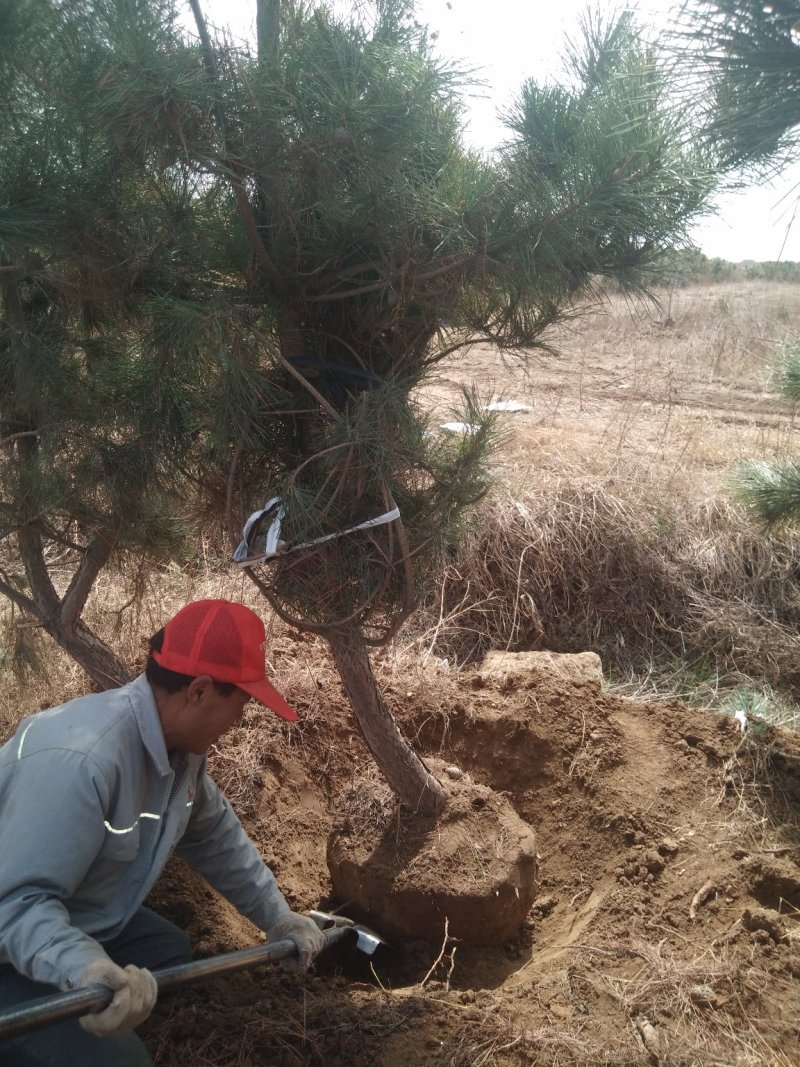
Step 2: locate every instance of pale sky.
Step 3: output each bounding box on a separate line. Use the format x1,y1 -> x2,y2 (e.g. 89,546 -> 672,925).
196,0 -> 800,262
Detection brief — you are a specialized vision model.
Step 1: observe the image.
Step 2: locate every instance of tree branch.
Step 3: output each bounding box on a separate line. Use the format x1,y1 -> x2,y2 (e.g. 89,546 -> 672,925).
304,187 -> 621,305
188,0 -> 286,296
0,571 -> 42,620
257,0 -> 281,68
231,182 -> 287,294
16,524 -> 61,618
61,537 -> 113,631
0,430 -> 39,448
187,0 -> 219,82
248,325 -> 342,420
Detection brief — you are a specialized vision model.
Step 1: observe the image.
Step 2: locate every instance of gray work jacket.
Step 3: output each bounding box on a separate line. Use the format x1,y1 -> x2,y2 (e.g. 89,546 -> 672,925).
0,674 -> 289,991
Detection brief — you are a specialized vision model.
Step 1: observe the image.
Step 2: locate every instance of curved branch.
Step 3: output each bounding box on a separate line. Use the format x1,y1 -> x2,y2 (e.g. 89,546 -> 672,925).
0,572 -> 42,619
17,523 -> 61,617
249,326 -> 341,420
61,537 -> 113,631
0,430 -> 39,449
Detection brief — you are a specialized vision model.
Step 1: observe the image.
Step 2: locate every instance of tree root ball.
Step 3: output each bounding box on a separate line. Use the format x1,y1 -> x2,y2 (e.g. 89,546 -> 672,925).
327,760 -> 538,945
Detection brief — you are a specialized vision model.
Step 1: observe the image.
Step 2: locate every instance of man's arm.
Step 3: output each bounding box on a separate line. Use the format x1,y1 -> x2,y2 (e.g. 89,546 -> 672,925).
0,749 -> 113,990
175,764 -> 290,931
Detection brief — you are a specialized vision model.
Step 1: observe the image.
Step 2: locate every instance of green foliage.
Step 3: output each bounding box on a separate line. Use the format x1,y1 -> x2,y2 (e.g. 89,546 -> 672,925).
735,337 -> 800,525
680,1 -> 800,173
0,0 -> 719,650
632,250 -> 800,289
743,260 -> 800,283
718,684 -> 800,730
736,458 -> 800,525
775,341 -> 800,402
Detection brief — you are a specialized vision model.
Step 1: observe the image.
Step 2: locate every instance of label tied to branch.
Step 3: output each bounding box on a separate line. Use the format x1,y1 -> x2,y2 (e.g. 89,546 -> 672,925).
233,496 -> 401,567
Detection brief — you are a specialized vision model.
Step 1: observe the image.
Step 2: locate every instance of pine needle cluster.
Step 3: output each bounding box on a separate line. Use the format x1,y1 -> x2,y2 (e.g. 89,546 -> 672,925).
678,0 -> 800,172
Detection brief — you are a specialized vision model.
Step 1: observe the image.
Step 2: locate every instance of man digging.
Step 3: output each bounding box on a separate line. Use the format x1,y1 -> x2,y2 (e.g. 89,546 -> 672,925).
0,598 -> 324,1066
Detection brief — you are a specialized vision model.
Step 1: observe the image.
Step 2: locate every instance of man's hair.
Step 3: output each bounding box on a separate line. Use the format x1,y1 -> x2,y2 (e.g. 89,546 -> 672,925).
146,629 -> 237,696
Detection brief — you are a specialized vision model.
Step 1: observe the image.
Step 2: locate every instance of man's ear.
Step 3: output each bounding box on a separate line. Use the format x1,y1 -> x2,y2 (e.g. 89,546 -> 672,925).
186,675 -> 213,705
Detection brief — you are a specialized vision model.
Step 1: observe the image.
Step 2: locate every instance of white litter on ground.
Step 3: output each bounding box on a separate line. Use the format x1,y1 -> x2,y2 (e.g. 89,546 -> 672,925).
439,421 -> 479,434
484,400 -> 533,413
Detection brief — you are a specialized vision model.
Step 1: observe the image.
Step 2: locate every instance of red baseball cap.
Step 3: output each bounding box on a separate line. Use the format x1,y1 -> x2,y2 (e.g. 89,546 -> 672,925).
152,599 -> 298,721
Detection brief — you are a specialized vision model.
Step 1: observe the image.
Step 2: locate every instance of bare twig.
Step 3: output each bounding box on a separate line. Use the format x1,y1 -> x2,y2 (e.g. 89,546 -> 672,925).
419,917 -> 451,989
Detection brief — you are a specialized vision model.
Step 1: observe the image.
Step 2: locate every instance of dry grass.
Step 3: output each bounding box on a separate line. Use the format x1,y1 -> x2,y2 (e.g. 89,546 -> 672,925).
148,994 -> 316,1066
411,486 -> 800,702
332,769 -> 398,838
571,938 -> 796,1067
206,709 -> 284,815
408,281 -> 800,718
422,281 -> 800,498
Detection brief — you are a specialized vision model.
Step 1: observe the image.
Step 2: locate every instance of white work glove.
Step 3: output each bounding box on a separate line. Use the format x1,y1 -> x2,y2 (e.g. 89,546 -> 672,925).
79,958 -> 158,1036
267,912 -> 326,974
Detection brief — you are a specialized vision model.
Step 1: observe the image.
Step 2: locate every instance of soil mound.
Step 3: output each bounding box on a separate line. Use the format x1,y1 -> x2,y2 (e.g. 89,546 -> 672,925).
143,650 -> 800,1066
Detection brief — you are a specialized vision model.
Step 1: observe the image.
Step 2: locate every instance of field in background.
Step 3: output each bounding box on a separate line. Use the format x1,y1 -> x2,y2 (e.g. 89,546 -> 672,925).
426,280 -> 800,494
412,281 -> 800,726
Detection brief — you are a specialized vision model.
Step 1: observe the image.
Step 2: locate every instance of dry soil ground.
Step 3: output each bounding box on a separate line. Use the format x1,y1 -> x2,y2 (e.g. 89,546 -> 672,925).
3,282 -> 800,1066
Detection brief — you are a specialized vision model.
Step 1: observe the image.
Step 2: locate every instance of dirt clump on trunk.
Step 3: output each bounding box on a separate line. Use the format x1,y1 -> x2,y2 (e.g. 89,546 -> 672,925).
327,759 -> 538,944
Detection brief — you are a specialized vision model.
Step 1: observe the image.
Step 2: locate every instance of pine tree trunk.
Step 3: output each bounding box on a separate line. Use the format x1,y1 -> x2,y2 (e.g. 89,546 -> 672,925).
326,623 -> 447,816
51,618 -> 131,690
15,525 -> 130,690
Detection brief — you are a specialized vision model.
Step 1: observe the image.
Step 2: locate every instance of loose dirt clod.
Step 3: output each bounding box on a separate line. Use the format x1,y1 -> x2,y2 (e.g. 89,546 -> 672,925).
689,880 -> 717,920
634,1014 -> 662,1063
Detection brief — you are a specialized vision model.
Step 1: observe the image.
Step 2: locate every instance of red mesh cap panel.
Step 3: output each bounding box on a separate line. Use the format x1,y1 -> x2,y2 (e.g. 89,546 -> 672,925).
152,599 -> 298,720
200,608 -> 244,669
167,602 -> 208,658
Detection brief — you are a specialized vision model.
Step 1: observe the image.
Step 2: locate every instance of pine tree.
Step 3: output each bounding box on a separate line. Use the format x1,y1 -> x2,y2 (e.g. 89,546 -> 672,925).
0,0 -> 193,685
678,0 -> 800,172
1,0 -> 715,812
737,344 -> 800,523
677,3 -> 800,528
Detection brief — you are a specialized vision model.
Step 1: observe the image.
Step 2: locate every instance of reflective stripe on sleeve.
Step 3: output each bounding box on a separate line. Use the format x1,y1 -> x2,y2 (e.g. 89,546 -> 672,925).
16,723 -> 34,760
103,812 -> 161,834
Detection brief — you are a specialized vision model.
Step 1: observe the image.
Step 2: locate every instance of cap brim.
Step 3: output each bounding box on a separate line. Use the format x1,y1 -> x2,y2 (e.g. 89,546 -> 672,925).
239,678 -> 299,721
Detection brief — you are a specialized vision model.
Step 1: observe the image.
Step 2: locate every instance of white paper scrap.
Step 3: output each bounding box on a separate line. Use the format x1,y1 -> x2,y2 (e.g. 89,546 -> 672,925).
484,400 -> 533,413
440,422 -> 479,434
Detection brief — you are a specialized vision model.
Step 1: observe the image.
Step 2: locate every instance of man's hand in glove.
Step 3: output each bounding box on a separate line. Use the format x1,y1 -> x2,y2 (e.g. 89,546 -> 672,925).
268,912 -> 326,973
79,958 -> 158,1036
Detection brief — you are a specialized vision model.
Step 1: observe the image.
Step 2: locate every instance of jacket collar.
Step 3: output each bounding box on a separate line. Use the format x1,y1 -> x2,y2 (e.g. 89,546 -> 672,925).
129,674 -> 171,777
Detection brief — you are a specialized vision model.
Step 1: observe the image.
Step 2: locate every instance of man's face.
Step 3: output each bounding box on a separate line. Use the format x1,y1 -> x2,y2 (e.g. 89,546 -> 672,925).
181,680 -> 251,754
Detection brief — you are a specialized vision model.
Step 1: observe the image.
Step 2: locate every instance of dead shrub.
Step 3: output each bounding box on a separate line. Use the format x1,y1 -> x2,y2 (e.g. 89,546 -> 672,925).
412,484 -> 800,697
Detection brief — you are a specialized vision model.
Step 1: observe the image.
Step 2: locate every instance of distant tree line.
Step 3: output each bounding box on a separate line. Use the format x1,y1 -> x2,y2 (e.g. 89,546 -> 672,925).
636,249 -> 800,289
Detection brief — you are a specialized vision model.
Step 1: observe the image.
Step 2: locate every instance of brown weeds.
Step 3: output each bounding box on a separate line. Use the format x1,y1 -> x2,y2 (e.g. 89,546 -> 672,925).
572,938 -> 792,1066
413,484 -> 800,705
